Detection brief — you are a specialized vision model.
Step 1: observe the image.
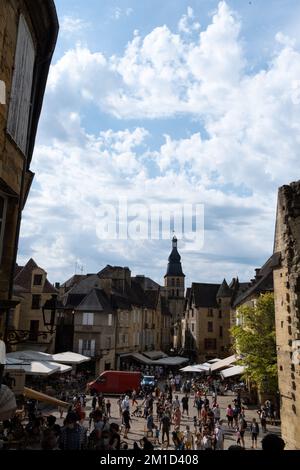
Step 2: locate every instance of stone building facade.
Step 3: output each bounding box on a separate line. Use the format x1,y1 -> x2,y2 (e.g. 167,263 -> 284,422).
273,181 -> 300,450
8,259 -> 58,352
182,280 -> 233,362
163,236 -> 186,349
0,1 -> 58,339
57,266 -> 168,374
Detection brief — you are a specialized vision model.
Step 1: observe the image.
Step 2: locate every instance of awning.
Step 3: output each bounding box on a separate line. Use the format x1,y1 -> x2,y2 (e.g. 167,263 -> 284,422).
220,365 -> 245,379
7,350 -> 53,362
201,362 -> 214,368
5,360 -> 61,376
120,352 -> 153,364
154,356 -> 189,366
23,387 -> 69,408
7,350 -> 90,365
52,352 -> 91,364
180,365 -> 207,373
143,350 -> 168,360
5,355 -> 72,375
210,355 -> 238,372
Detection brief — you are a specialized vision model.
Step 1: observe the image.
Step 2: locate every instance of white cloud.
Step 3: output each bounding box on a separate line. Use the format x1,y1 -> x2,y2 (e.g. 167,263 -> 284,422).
178,6 -> 200,34
112,7 -> 133,20
60,16 -> 90,35
19,1 -> 300,285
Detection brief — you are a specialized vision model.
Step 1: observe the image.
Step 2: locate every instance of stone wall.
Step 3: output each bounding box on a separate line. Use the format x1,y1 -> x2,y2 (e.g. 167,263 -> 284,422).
273,181 -> 300,449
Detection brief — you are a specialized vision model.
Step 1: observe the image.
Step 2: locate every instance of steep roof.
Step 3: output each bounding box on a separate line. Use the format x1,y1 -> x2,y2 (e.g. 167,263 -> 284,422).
14,258 -> 57,293
61,274 -> 88,291
165,237 -> 185,277
66,274 -> 102,294
232,253 -> 280,307
133,276 -> 161,290
190,283 -> 221,308
61,293 -> 87,309
76,289 -> 113,312
216,279 -> 232,298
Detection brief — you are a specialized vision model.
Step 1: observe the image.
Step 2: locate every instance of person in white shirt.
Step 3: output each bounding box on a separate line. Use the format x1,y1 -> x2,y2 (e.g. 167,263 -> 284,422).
0,332 -> 6,389
214,421 -> 224,450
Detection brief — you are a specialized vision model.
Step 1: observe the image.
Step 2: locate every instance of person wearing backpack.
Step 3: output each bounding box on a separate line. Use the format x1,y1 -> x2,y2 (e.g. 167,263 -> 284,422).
250,418 -> 259,449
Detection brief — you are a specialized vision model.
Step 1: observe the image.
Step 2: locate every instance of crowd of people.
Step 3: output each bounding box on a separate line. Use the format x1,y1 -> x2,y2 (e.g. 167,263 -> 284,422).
0,367 -> 282,451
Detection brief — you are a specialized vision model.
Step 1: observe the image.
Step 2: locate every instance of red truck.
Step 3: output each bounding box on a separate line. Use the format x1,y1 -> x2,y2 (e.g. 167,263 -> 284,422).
87,370 -> 142,395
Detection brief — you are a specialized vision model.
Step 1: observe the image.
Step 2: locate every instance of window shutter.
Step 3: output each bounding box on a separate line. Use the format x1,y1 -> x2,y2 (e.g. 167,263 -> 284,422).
78,339 -> 83,354
7,14 -> 35,154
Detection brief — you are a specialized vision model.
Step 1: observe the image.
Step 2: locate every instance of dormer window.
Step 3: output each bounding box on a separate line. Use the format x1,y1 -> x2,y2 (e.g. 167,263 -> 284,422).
33,274 -> 43,285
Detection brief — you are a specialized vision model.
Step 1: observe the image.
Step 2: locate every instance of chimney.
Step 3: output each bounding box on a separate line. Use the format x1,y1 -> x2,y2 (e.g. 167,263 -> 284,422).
255,268 -> 261,279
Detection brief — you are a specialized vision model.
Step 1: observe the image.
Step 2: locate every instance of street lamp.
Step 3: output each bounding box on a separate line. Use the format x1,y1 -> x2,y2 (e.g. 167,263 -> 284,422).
42,294 -> 58,335
6,294 -> 58,346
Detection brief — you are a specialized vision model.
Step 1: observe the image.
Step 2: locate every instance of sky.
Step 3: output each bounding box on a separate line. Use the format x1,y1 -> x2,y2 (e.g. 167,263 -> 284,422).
18,0 -> 300,287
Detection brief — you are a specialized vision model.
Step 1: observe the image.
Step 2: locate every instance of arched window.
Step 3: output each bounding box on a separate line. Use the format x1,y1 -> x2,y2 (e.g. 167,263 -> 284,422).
176,278 -> 180,286
171,278 -> 175,286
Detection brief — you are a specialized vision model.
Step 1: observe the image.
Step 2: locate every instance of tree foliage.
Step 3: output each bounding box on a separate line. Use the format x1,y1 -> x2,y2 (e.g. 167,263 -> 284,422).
231,292 -> 278,393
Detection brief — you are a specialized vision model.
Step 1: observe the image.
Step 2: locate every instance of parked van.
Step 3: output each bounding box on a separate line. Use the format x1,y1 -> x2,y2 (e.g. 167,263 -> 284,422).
87,371 -> 142,395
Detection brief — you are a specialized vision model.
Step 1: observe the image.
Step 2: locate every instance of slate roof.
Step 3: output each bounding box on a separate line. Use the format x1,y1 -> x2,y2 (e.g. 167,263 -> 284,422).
66,274 -> 102,294
216,279 -> 232,298
190,283 -> 221,308
232,253 -> 280,307
133,276 -> 160,290
62,293 -> 86,309
76,289 -> 113,312
14,258 -> 57,294
61,274 -> 88,291
165,238 -> 185,277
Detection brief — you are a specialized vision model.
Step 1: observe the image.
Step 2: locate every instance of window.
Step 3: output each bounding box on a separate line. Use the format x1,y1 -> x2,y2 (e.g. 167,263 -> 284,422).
7,15 -> 35,154
176,289 -> 179,297
31,294 -> 41,309
207,308 -> 213,317
119,333 -> 128,345
29,320 -> 39,341
208,321 -> 213,332
191,310 -> 194,318
172,289 -> 174,296
171,278 -> 175,286
33,274 -> 43,286
82,312 -> 94,325
0,195 -> 7,265
204,338 -> 217,350
106,337 -> 111,348
108,313 -> 112,326
219,326 -> 223,338
78,339 -> 95,356
191,323 -> 195,332
218,310 -> 222,318
137,331 -> 140,346
176,278 -> 180,286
